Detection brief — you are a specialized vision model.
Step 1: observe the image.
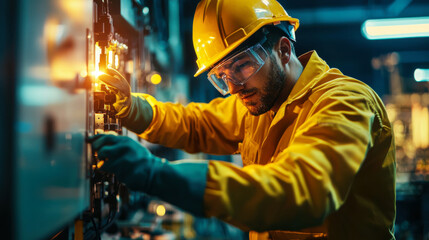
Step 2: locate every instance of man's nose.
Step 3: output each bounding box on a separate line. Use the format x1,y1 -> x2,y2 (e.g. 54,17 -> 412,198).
227,80 -> 244,95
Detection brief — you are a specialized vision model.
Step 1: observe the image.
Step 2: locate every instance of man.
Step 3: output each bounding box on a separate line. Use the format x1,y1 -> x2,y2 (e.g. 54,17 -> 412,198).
90,0 -> 396,239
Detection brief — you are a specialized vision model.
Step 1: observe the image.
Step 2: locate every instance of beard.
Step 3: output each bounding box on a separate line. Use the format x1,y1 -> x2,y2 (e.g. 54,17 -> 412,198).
246,55 -> 286,116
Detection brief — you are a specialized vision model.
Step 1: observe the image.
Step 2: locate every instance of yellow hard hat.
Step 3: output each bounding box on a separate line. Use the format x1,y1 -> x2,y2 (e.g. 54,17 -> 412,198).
192,0 -> 299,77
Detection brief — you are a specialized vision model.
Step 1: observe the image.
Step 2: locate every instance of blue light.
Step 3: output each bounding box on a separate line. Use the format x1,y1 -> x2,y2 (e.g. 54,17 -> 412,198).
142,7 -> 149,15
415,68 -> 429,82
362,16 -> 429,40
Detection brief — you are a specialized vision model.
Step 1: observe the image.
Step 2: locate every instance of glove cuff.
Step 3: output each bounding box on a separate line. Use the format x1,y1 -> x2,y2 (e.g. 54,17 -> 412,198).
123,94 -> 153,134
148,160 -> 209,217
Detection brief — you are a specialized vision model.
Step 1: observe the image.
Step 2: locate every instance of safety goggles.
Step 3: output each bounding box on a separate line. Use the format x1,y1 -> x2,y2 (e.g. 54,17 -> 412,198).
207,43 -> 269,95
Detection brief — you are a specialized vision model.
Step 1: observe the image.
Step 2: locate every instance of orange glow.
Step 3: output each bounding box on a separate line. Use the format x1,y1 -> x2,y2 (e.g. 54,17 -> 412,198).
92,160 -> 104,170
108,50 -> 113,68
97,160 -> 104,168
126,60 -> 134,73
95,44 -> 102,75
93,44 -> 104,80
115,55 -> 119,69
92,70 -> 103,78
57,0 -> 91,23
412,103 -> 429,148
80,70 -> 88,78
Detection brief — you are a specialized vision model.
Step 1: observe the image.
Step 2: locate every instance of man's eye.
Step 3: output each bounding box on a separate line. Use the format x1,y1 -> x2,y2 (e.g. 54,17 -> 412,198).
239,61 -> 252,68
233,61 -> 252,72
216,72 -> 225,78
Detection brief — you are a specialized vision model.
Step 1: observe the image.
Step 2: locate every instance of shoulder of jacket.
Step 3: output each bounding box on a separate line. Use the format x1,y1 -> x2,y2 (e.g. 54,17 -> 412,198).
309,76 -> 375,102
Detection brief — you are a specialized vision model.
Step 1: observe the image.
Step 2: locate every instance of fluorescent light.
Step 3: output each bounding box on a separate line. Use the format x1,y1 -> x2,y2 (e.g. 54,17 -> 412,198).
415,68 -> 429,82
362,16 -> 429,40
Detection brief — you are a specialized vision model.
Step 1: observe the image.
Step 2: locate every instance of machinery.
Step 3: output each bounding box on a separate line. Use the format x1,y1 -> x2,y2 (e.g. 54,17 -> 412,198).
85,0 -> 142,239
1,0 -> 237,238
0,0 -> 167,239
373,52 -> 429,239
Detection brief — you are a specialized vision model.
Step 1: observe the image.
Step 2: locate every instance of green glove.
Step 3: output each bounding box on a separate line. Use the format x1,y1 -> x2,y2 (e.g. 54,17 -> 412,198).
89,134 -> 208,216
98,68 -> 132,118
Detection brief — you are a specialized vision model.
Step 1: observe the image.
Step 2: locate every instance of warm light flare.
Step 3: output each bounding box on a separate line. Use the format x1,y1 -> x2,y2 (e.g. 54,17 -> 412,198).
95,44 -> 102,75
97,161 -> 105,168
150,73 -> 162,85
115,55 -> 119,69
108,50 -> 113,68
57,0 -> 90,23
156,205 -> 166,216
80,70 -> 88,78
92,160 -> 104,170
92,70 -> 103,79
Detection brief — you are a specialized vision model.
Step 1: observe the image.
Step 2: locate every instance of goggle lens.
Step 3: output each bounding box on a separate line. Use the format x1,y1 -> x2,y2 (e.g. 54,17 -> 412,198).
207,43 -> 268,95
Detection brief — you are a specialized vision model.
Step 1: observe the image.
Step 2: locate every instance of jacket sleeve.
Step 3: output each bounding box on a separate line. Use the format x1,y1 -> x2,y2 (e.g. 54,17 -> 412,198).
203,90 -> 380,231
133,93 -> 247,155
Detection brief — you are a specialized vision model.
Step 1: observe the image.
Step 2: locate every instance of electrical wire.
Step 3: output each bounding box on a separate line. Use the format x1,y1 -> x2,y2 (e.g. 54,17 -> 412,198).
100,177 -> 120,232
91,217 -> 101,240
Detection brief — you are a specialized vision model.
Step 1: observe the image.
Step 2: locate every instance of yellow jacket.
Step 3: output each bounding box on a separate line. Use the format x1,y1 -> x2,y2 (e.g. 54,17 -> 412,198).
134,51 -> 396,239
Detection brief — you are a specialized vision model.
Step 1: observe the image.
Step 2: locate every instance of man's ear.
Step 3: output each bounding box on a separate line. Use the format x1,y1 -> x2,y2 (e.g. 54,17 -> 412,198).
276,36 -> 291,65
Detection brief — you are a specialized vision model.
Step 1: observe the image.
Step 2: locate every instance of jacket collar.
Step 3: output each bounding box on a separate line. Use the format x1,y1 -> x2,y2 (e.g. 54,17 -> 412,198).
268,51 -> 330,123
285,50 -> 330,105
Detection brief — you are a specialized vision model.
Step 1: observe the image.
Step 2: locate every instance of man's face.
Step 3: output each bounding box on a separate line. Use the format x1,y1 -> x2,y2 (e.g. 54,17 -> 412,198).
230,53 -> 287,116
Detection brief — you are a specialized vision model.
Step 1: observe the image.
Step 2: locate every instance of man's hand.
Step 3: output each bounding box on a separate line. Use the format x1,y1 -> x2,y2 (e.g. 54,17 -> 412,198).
88,134 -> 209,216
89,134 -> 164,192
98,68 -> 132,118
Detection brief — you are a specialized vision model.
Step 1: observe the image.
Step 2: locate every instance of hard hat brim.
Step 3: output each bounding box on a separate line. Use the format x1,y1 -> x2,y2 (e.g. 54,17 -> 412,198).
194,17 -> 299,77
